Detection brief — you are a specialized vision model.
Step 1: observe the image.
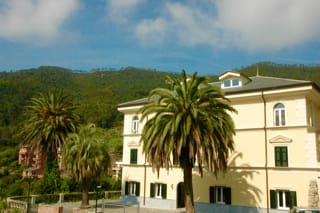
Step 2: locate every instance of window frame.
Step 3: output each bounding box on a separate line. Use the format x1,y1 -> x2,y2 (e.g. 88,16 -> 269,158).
125,181 -> 140,196
209,186 -> 231,205
223,78 -> 240,88
270,189 -> 296,210
130,148 -> 138,164
275,146 -> 288,167
274,103 -> 286,126
150,183 -> 167,199
132,116 -> 139,134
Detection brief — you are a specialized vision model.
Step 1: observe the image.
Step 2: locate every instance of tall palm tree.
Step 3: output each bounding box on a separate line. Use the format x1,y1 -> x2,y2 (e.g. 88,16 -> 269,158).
22,91 -> 79,158
139,70 -> 237,213
61,124 -> 111,208
21,91 -> 79,194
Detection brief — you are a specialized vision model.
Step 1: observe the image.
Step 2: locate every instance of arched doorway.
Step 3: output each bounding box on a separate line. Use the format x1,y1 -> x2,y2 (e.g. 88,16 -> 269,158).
177,182 -> 185,208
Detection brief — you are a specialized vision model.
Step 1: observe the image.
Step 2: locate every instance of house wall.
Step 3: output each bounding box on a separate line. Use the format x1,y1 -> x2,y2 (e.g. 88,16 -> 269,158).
118,83 -> 320,211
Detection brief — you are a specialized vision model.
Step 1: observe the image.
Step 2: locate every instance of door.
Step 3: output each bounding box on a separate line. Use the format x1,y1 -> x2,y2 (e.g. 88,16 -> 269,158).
177,182 -> 185,208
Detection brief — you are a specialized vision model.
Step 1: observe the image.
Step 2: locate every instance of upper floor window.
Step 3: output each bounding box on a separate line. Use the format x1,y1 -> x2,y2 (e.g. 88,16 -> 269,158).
209,186 -> 231,205
270,190 -> 296,210
150,183 -> 167,199
223,78 -> 240,88
130,148 -> 138,164
132,116 -> 139,134
274,103 -> 286,126
125,181 -> 140,196
275,146 -> 288,167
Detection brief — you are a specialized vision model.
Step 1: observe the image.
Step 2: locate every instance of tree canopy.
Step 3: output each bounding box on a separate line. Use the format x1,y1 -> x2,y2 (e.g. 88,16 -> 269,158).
139,71 -> 236,213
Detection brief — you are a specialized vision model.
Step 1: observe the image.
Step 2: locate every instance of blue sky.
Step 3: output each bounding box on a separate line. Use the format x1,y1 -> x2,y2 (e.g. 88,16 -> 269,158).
1,0 -> 320,75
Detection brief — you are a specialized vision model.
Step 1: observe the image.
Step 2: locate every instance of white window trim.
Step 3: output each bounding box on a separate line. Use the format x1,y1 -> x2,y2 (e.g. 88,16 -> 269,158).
155,183 -> 162,199
132,116 -> 139,134
129,182 -> 137,196
273,103 -> 286,127
277,191 -> 290,210
222,78 -> 241,88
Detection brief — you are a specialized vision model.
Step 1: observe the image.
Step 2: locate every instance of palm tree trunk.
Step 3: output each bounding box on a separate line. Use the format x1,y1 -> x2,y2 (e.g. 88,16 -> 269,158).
183,160 -> 195,213
81,178 -> 90,208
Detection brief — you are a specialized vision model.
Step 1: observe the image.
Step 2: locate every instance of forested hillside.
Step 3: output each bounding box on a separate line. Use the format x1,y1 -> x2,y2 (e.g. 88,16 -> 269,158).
0,62 -> 320,198
237,62 -> 320,84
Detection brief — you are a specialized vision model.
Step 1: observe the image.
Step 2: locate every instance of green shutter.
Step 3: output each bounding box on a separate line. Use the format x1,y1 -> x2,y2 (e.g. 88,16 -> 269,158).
275,147 -> 288,167
209,187 -> 215,203
150,183 -> 155,198
125,181 -> 129,195
130,149 -> 137,164
135,182 -> 140,196
275,147 -> 281,166
282,147 -> 288,167
161,184 -> 167,199
270,190 -> 277,209
286,191 -> 297,208
224,187 -> 231,205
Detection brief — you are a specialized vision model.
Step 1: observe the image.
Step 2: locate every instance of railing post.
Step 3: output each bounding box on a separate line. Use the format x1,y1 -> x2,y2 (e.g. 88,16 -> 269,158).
31,195 -> 36,205
58,193 -> 64,205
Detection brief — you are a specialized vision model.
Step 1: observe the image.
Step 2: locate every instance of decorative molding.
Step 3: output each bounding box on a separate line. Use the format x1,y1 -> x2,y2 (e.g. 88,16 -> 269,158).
127,141 -> 140,147
269,135 -> 293,143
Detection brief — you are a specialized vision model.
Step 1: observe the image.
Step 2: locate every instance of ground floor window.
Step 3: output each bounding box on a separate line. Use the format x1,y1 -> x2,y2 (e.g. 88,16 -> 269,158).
209,186 -> 231,204
150,183 -> 167,199
125,181 -> 140,196
270,190 -> 296,210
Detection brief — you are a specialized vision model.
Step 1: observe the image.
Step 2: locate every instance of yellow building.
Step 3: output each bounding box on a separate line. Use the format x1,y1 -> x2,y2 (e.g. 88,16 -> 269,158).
117,71 -> 320,212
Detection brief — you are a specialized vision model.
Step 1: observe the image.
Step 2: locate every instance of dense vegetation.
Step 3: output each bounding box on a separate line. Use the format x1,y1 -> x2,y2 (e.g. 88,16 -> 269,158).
0,66 -> 176,200
0,62 -> 320,199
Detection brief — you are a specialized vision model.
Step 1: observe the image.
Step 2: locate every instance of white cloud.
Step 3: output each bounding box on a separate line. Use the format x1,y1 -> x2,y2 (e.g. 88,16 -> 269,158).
106,0 -> 144,24
215,0 -> 320,51
135,18 -> 168,47
166,3 -> 219,47
0,0 -> 79,44
132,0 -> 320,51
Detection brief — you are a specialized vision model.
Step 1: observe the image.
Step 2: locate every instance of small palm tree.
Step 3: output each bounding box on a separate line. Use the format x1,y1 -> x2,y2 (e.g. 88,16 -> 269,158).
62,124 -> 111,208
139,71 -> 236,213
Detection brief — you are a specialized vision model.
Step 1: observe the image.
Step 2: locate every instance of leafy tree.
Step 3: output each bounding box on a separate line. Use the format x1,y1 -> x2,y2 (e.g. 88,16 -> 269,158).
139,71 -> 236,213
33,157 -> 67,195
61,124 -> 111,208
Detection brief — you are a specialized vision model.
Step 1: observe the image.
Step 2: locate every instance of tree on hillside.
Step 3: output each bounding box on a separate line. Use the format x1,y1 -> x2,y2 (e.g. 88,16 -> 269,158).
139,70 -> 237,213
61,124 -> 111,208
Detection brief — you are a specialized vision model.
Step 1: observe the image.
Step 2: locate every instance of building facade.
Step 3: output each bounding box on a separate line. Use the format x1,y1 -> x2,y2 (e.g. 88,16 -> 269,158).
117,71 -> 320,212
18,145 -> 46,178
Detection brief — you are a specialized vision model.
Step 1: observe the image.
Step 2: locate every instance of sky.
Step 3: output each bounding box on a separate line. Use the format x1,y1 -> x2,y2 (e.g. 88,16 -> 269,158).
1,0 -> 320,75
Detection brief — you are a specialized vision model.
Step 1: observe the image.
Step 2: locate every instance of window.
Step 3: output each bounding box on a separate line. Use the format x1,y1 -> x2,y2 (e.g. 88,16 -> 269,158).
270,190 -> 296,209
150,183 -> 167,199
223,79 -> 240,88
132,116 -> 139,133
274,103 -> 286,126
275,146 -> 288,167
209,186 -> 231,204
125,181 -> 140,196
130,149 -> 138,164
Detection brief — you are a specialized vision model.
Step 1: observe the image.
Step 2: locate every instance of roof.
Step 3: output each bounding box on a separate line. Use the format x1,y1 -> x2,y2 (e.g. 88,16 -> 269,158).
118,74 -> 317,108
210,75 -> 313,94
118,97 -> 149,108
